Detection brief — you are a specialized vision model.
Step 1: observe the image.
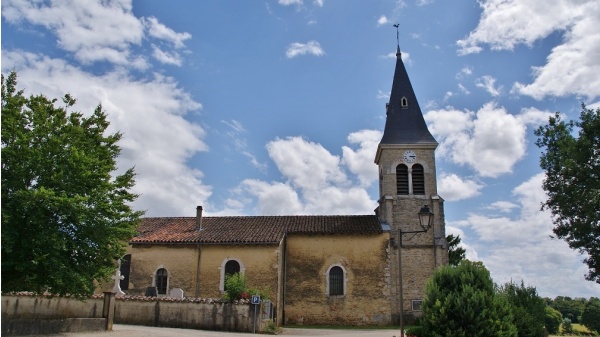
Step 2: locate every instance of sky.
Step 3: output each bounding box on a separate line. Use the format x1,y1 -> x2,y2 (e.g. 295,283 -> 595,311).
2,0 -> 599,299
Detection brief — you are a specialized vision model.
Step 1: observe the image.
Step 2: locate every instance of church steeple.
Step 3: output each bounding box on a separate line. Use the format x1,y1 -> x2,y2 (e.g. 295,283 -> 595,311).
378,41 -> 437,147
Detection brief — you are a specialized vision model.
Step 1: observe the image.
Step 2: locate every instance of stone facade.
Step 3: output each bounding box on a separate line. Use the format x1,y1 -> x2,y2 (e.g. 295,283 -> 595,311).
284,234 -> 392,325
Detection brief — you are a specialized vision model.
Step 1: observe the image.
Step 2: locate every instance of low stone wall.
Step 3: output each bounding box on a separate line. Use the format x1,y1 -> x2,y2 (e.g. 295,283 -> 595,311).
115,298 -> 256,331
1,295 -> 107,336
2,294 -> 260,334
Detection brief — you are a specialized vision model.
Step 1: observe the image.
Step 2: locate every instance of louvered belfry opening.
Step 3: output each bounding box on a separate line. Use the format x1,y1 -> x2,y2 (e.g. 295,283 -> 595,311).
329,266 -> 344,296
396,164 -> 409,195
412,164 -> 425,195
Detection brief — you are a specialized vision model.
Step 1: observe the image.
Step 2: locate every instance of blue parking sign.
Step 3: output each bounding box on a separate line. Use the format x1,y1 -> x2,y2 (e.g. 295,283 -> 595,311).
251,295 -> 261,304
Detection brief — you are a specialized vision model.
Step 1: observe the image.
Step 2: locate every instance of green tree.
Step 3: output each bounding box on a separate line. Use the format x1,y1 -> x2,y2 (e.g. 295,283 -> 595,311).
447,234 -> 466,266
535,105 -> 600,283
549,296 -> 585,323
1,72 -> 143,297
421,260 -> 517,337
562,318 -> 574,335
498,281 -> 546,337
581,297 -> 600,333
544,306 -> 562,335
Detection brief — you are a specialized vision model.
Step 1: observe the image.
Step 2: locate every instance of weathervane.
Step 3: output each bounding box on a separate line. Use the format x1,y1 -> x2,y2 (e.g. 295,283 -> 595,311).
393,23 -> 400,49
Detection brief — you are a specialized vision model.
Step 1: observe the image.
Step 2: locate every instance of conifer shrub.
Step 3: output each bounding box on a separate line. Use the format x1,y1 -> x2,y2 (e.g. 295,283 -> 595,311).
420,260 -> 517,337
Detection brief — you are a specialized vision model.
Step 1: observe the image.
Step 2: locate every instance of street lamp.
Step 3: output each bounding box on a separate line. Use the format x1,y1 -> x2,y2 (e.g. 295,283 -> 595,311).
399,204 -> 434,337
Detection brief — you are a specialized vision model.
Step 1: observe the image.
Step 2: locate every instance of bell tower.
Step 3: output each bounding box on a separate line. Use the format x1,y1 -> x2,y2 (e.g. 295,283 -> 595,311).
375,41 -> 448,323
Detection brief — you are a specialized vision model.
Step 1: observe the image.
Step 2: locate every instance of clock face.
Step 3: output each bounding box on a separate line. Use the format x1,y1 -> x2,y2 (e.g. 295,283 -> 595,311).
403,150 -> 417,163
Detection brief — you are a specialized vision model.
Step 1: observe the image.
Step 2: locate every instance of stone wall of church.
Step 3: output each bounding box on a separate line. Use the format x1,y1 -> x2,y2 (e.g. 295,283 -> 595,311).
125,244 -> 199,297
284,233 -> 393,326
123,244 -> 280,302
197,244 -> 280,300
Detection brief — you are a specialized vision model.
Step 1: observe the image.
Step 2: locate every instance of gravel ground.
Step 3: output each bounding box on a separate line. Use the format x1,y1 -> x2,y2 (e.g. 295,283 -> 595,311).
31,324 -> 404,337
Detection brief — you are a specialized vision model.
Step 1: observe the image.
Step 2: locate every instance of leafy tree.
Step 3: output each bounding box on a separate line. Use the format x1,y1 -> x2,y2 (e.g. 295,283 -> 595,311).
544,306 -> 562,335
498,281 -> 546,337
561,318 -> 574,335
1,72 -> 143,297
421,260 -> 517,337
581,297 -> 600,333
549,296 -> 585,323
535,105 -> 600,283
447,234 -> 466,266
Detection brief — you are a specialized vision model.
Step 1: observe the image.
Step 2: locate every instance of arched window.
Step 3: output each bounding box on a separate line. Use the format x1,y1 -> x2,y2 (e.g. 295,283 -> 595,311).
412,164 -> 425,195
328,266 -> 344,296
401,96 -> 408,108
155,268 -> 168,295
119,254 -> 131,290
396,164 -> 409,195
224,260 -> 241,292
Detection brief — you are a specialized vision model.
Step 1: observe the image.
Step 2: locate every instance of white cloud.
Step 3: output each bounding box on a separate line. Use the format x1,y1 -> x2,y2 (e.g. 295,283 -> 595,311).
285,40 -> 325,58
151,45 -> 183,66
438,173 -> 483,201
455,173 -> 600,297
487,201 -> 519,213
267,137 -> 347,190
2,51 -> 211,217
142,16 -> 191,49
425,103 -> 550,177
279,0 -> 303,6
377,15 -> 389,26
226,135 -> 378,215
475,75 -> 502,96
458,0 -> 600,100
456,66 -> 473,79
456,0 -> 582,55
341,130 -> 382,187
2,0 -> 145,66
1,0 -> 192,69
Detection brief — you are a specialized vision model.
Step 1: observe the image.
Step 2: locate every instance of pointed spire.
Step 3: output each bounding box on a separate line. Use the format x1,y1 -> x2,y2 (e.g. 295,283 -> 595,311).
379,27 -> 436,146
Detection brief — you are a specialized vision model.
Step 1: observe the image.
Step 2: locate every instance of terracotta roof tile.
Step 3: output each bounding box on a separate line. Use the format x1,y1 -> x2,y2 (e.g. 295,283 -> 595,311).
130,215 -> 382,245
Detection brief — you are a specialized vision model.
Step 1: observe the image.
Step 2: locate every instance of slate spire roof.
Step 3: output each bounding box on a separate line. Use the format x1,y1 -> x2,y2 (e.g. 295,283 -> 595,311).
379,46 -> 437,145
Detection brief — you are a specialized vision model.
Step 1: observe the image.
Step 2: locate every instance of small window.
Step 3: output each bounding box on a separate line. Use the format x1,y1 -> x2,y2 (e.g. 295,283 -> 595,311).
120,254 -> 131,290
155,268 -> 168,295
396,164 -> 409,195
412,299 -> 423,311
329,266 -> 344,296
401,97 -> 408,108
412,164 -> 425,195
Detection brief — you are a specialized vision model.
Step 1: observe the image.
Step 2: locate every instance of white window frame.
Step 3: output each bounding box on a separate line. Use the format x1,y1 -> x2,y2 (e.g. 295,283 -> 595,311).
412,299 -> 423,311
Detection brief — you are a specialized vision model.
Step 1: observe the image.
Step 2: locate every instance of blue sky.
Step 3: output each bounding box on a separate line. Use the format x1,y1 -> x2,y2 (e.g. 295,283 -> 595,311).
2,0 -> 599,298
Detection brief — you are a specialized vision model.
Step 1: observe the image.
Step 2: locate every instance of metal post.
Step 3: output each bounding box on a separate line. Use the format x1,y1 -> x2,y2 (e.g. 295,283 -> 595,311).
253,303 -> 257,334
399,229 -> 404,337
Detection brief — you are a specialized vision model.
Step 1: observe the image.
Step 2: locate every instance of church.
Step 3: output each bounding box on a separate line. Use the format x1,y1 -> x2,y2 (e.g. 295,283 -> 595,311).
117,44 -> 449,326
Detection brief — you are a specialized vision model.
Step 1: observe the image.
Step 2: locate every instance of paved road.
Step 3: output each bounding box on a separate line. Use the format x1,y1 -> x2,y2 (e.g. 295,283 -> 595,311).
37,324 -> 403,337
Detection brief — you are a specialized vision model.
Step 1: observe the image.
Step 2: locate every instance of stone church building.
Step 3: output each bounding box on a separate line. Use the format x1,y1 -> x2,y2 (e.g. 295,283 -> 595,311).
117,45 -> 448,326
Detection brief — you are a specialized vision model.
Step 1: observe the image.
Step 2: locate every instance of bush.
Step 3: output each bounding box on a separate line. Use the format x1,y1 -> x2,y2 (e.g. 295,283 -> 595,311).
545,306 -> 562,334
224,273 -> 248,301
498,281 -> 546,337
223,273 -> 270,302
420,260 -> 517,337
